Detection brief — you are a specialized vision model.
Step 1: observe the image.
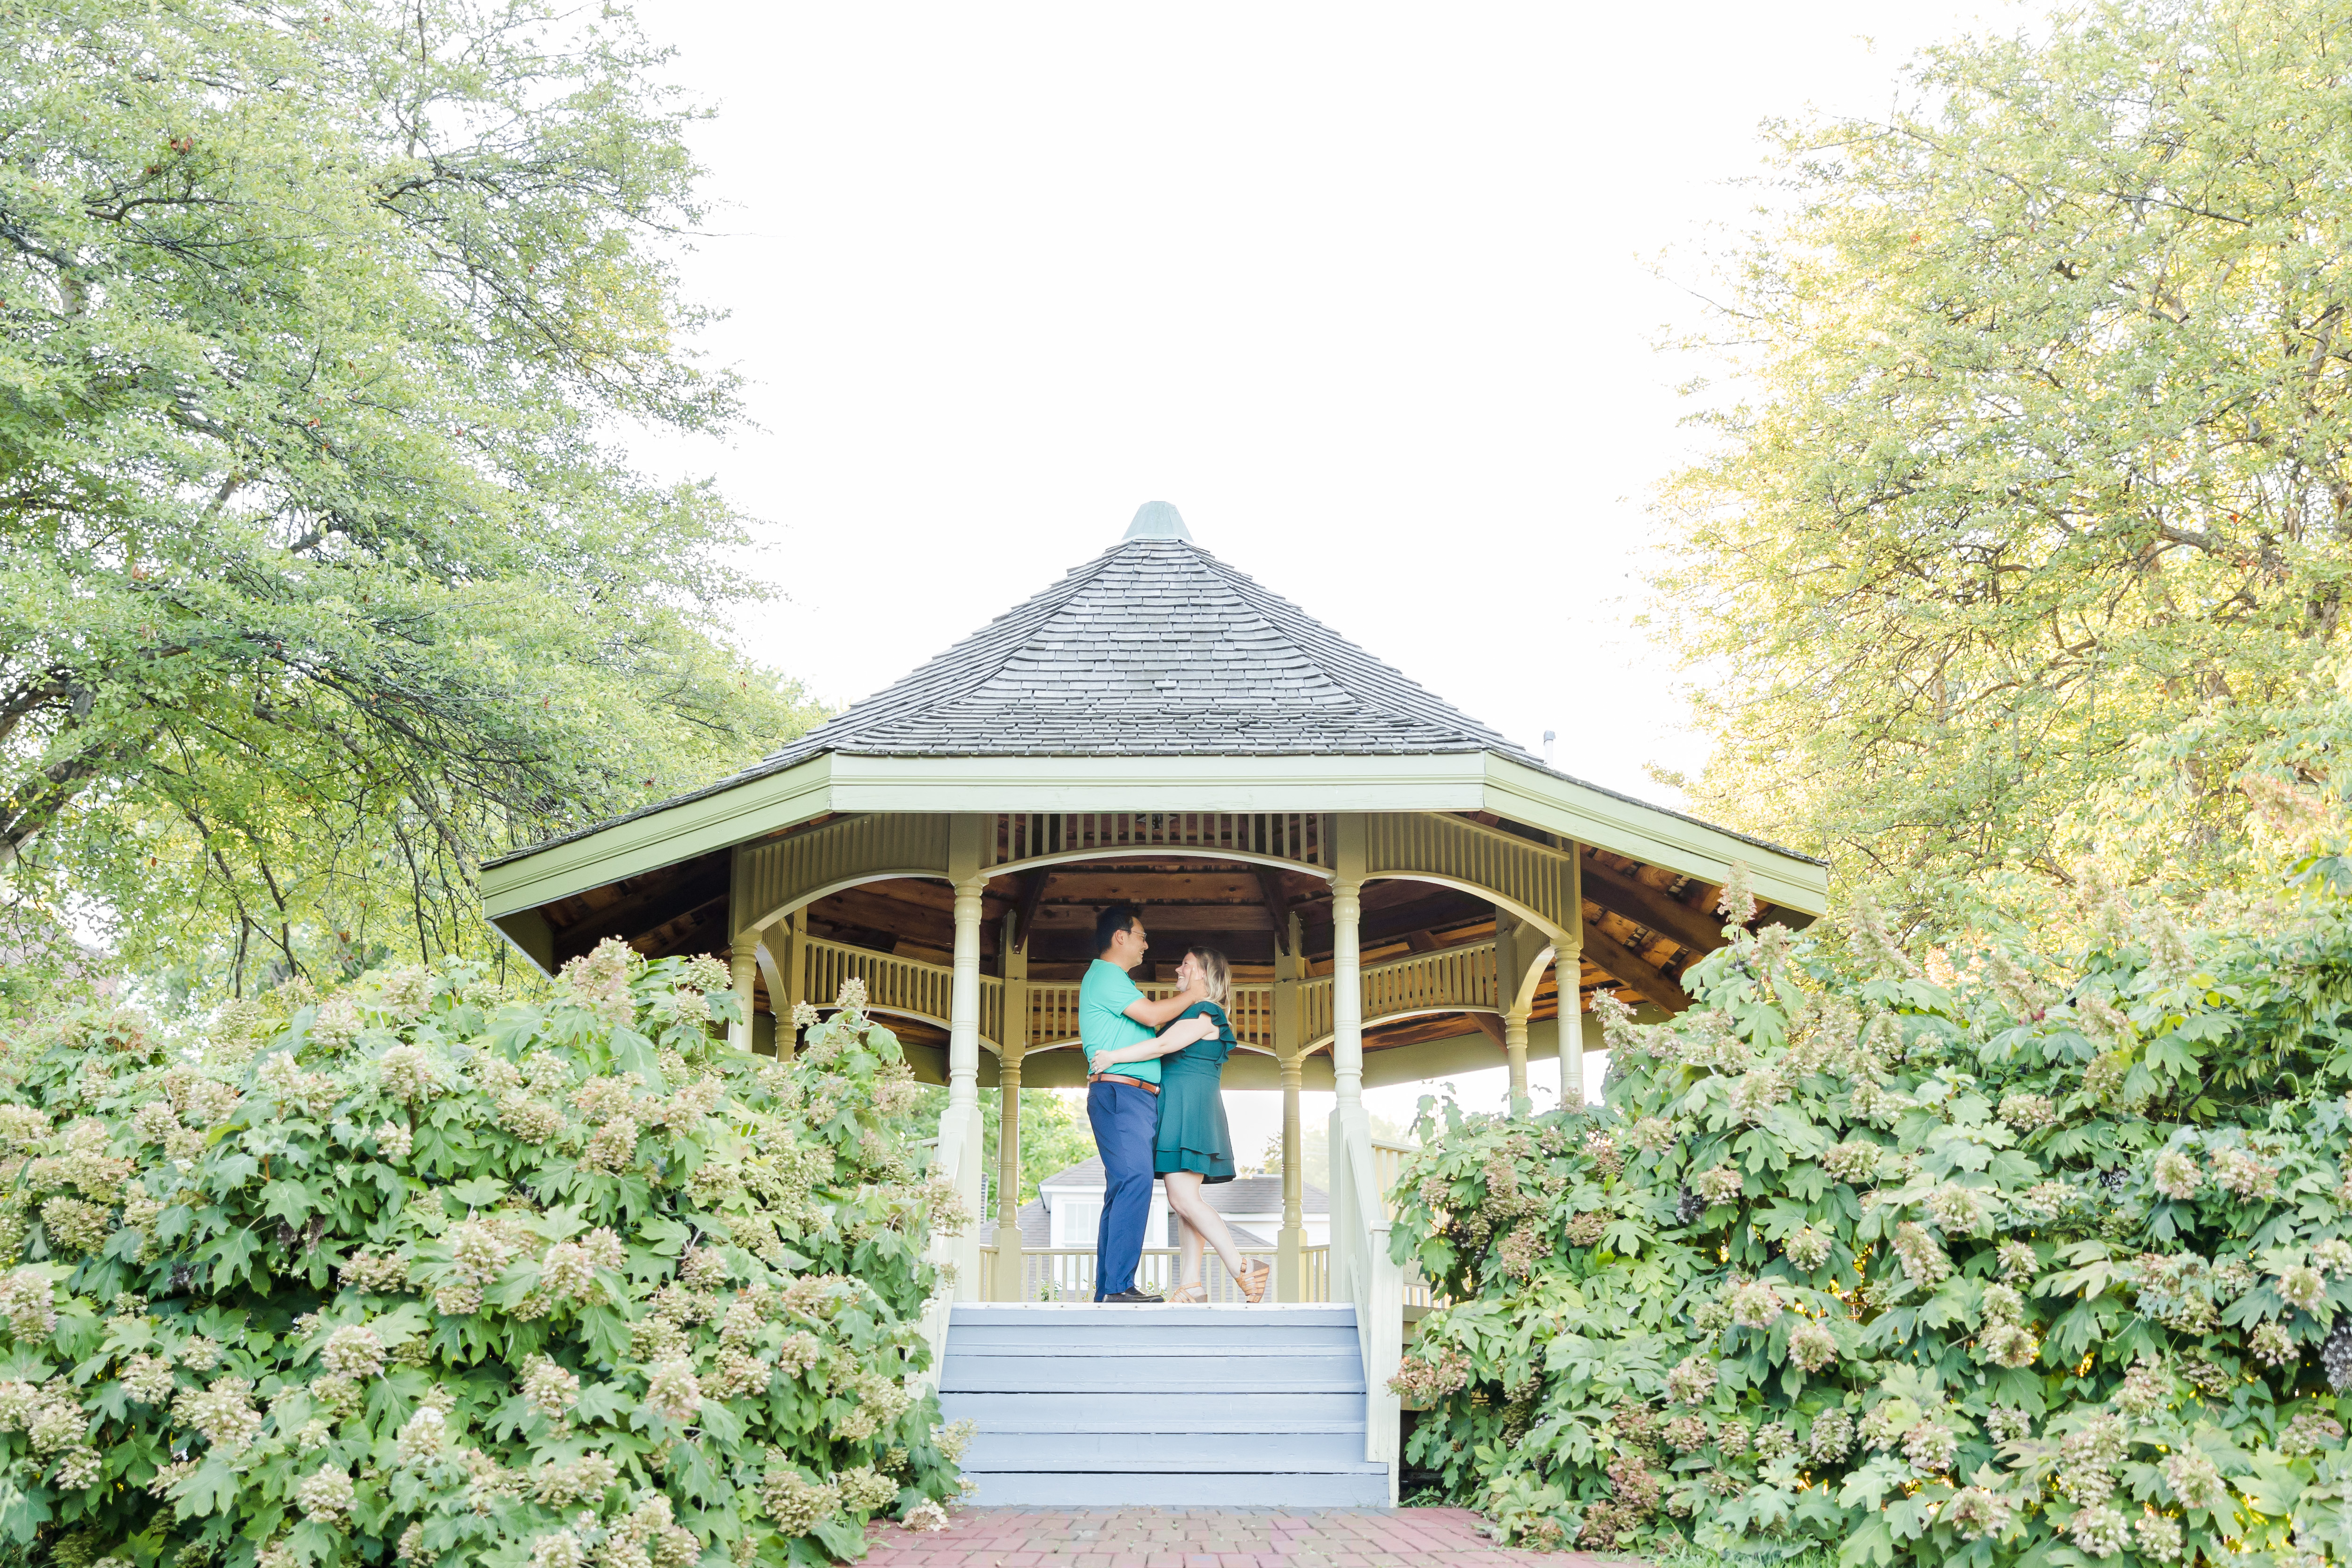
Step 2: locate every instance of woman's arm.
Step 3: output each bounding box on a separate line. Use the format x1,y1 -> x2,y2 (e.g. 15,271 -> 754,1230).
1090,1013 -> 1218,1066
1121,981 -> 1207,1030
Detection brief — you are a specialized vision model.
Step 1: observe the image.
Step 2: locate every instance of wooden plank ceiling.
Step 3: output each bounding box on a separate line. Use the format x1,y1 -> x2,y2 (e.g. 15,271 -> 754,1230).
523,813 -> 1795,1059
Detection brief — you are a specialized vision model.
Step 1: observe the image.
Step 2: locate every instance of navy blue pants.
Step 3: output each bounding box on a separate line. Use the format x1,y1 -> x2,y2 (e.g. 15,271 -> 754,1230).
1088,1080 -> 1158,1299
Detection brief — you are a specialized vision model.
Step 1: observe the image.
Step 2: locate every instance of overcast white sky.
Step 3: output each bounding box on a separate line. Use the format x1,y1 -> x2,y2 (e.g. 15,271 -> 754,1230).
629,0 -> 2033,1131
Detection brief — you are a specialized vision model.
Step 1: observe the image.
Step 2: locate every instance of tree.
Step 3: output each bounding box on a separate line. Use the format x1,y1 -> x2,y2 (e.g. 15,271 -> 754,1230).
1658,0 -> 2352,920
0,0 -> 820,990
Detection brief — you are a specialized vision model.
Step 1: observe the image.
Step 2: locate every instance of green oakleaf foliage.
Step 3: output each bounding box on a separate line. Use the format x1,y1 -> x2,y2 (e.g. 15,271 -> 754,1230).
0,947 -> 966,1566
1392,889 -> 2352,1564
1657,0 -> 2352,924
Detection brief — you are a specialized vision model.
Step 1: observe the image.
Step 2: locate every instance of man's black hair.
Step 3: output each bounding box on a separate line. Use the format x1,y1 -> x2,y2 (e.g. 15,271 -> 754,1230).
1095,903 -> 1144,957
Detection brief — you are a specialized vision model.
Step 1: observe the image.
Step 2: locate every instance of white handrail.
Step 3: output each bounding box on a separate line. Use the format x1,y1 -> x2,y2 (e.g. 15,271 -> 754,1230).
1331,1106 -> 1402,1503
914,1095 -> 986,1394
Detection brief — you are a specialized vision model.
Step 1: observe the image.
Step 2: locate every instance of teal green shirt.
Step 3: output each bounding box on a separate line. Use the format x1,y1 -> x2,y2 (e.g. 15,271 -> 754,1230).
1079,958 -> 1161,1084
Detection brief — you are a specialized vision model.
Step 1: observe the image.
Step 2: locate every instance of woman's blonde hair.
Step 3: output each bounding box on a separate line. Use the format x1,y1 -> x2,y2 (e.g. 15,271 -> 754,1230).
1187,946 -> 1231,1004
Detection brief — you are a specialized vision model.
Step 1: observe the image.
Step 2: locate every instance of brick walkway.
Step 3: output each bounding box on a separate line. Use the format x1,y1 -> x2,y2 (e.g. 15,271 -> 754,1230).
861,1507 -> 1643,1568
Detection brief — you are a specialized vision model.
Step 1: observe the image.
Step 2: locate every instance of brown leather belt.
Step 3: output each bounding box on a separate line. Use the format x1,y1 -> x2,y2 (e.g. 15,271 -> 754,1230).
1088,1073 -> 1158,1095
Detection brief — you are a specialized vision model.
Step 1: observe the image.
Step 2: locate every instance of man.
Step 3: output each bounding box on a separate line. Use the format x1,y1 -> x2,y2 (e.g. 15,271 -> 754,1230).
1080,903 -> 1217,1303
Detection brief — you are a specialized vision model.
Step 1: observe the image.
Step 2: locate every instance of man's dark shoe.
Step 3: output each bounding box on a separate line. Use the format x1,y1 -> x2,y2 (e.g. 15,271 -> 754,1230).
1102,1288 -> 1162,1304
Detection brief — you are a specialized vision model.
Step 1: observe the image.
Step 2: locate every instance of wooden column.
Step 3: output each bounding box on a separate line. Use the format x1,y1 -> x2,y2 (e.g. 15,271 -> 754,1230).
948,890 -> 984,1114
1332,846 -> 1365,1113
1495,911 -> 1530,1115
1274,913 -> 1304,1302
728,933 -> 757,1055
943,816 -> 988,1301
1558,845 -> 1585,1109
1504,1012 -> 1531,1117
995,911 -> 1029,1303
780,908 -> 806,1055
1555,940 -> 1584,1109
1328,817 -> 1369,1301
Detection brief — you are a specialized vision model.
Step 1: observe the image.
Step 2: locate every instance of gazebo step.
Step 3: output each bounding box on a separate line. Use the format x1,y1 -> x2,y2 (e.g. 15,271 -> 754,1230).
938,1391 -> 1368,1428
964,1430 -> 1372,1470
940,1355 -> 1365,1395
950,1304 -> 1359,1327
948,1324 -> 1362,1352
958,1468 -> 1394,1508
939,1299 -> 1387,1508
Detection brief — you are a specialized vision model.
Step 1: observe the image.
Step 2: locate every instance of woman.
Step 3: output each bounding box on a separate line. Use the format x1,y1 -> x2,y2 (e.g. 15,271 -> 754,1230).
1154,948 -> 1268,1303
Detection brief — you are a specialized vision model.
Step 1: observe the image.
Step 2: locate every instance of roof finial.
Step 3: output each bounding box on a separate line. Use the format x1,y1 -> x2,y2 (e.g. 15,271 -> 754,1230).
1124,501 -> 1192,542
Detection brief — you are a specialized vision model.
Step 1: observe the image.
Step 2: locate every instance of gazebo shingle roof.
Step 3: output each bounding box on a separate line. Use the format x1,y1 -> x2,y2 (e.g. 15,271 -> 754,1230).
477,503 -> 1827,881
761,531 -> 1532,765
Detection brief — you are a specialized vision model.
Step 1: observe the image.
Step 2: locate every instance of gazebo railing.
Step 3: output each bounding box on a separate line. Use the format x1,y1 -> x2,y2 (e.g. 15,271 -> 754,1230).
802,937 -> 1005,1045
1025,979 -> 1276,1053
969,1246 -> 1427,1308
973,1246 -> 1331,1303
799,931 -> 1503,1061
1299,942 -> 1498,1050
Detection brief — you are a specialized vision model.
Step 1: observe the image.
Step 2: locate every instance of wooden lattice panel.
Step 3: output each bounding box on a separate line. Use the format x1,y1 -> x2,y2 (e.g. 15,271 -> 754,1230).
735,815 -> 952,935
1298,941 -> 1499,1048
1362,815 -> 1573,938
985,812 -> 1335,872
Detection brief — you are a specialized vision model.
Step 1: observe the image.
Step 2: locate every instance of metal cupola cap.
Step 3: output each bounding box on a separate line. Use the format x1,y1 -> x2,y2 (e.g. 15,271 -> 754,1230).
1123,501 -> 1192,542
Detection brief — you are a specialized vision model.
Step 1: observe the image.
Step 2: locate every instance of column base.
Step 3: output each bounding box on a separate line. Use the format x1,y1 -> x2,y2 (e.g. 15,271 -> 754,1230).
992,1224 -> 1025,1302
1276,1224 -> 1304,1302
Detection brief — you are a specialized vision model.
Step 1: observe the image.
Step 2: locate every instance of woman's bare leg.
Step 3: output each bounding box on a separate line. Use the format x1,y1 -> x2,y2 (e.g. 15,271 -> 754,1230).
1163,1171 -> 1247,1283
1176,1211 -> 1206,1289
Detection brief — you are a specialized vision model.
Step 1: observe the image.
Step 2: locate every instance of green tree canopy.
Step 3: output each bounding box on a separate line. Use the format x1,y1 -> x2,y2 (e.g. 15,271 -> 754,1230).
0,0 -> 820,991
1660,0 -> 2352,920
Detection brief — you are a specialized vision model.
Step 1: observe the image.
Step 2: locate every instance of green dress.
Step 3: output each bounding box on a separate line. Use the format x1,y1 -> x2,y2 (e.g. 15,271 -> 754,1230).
1153,1001 -> 1236,1183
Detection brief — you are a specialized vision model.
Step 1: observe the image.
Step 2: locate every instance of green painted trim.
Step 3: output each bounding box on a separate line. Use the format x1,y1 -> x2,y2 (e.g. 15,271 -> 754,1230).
476,744 -> 1828,924
480,756 -> 835,918
1479,754 -> 1829,913
825,751 -> 1490,812
490,909 -> 554,972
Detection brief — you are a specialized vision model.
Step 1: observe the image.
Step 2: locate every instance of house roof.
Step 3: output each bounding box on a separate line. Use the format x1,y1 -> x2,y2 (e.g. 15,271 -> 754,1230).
1039,1155 -> 1331,1215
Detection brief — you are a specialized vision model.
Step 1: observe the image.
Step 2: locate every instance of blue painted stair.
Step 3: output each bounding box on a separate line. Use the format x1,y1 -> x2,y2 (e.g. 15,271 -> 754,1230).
938,1303 -> 1391,1507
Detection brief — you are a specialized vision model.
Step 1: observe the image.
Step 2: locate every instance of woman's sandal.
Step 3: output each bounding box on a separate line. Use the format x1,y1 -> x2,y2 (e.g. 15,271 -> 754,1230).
1236,1260 -> 1272,1304
1167,1282 -> 1208,1304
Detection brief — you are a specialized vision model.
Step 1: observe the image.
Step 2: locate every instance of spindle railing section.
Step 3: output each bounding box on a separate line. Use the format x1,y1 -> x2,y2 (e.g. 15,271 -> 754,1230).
798,934 -> 1498,1061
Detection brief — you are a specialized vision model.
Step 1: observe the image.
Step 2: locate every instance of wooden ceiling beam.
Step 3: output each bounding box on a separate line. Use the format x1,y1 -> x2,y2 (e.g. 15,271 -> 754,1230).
1012,870 -> 1052,951
1254,869 -> 1293,953
1580,857 -> 1727,954
1581,915 -> 1691,1014
639,900 -> 729,963
553,861 -> 728,966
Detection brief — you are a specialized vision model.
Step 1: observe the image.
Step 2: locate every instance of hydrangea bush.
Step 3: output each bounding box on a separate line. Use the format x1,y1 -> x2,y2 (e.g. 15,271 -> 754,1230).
1391,883 -> 2352,1566
0,943 -> 968,1567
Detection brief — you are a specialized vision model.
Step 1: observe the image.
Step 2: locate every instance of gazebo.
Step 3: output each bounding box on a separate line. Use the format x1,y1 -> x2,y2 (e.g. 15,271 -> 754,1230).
478,502 -> 1825,1497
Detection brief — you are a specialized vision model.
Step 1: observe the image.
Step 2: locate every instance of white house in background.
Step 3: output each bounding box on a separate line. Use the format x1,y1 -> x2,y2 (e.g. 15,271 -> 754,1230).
1017,1157 -> 1333,1252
